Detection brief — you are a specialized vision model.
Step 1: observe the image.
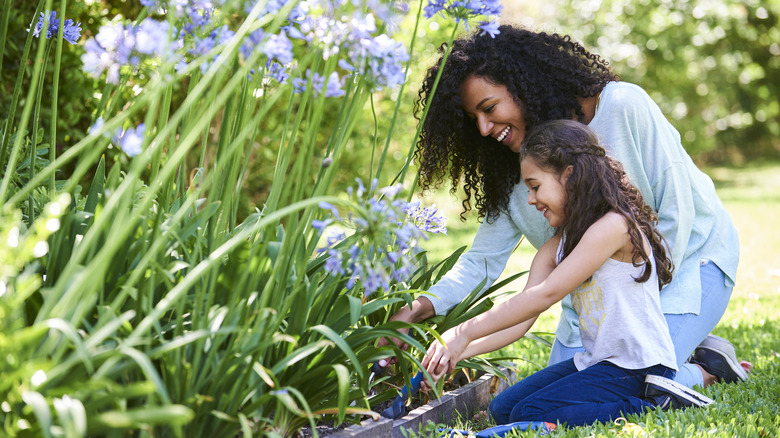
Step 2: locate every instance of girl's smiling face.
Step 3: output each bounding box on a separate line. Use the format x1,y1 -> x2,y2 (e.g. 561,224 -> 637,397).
521,157 -> 572,228
460,75 -> 527,153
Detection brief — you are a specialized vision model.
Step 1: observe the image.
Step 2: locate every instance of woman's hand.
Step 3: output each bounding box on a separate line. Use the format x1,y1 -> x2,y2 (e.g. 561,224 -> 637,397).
421,327 -> 468,384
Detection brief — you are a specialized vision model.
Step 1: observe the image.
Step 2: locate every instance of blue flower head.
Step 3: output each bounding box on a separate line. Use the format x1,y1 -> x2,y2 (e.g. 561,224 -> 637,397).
113,124 -> 146,157
32,11 -> 81,45
478,21 -> 500,38
264,31 -> 294,65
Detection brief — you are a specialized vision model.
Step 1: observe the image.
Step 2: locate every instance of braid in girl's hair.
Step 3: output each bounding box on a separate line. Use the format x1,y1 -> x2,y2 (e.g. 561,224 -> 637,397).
519,120 -> 673,287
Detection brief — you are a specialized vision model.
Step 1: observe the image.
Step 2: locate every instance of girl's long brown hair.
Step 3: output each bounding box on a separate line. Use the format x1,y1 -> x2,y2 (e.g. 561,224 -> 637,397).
519,120 -> 673,287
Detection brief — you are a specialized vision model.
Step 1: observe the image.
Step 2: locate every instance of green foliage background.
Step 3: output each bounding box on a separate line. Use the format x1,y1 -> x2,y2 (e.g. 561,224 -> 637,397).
3,0 -> 778,211
500,0 -> 779,162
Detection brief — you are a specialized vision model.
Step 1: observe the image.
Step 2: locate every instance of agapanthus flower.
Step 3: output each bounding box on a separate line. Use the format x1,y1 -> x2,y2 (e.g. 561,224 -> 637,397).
357,34 -> 409,90
265,60 -> 289,83
405,201 -> 448,234
181,8 -> 215,36
263,31 -> 293,65
423,0 -> 502,23
189,25 -> 235,73
88,117 -> 105,136
478,20 -> 500,38
144,0 -> 221,18
423,0 -> 447,19
31,11 -> 81,45
314,179 -> 447,297
292,70 -> 344,97
135,19 -> 175,57
113,124 -> 146,157
81,19 -> 178,84
319,72 -> 345,98
81,23 -> 133,84
292,77 -> 307,94
239,28 -> 265,60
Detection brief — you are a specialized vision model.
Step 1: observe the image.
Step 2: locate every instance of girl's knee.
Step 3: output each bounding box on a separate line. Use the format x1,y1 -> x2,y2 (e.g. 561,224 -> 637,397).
488,398 -> 511,425
509,401 -> 546,423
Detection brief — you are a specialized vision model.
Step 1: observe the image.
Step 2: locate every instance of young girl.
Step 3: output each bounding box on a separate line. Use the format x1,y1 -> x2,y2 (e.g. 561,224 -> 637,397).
421,120 -> 712,427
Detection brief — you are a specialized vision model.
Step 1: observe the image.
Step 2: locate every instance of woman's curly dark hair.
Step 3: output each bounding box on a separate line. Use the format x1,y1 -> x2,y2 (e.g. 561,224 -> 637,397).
519,120 -> 673,288
413,25 -> 620,222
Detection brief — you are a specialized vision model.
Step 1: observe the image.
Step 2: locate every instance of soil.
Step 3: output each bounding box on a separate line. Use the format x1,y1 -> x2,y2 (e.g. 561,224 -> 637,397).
296,370 -> 485,437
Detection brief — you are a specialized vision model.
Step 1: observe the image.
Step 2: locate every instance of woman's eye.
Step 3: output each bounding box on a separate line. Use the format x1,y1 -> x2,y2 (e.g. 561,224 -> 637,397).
484,104 -> 496,113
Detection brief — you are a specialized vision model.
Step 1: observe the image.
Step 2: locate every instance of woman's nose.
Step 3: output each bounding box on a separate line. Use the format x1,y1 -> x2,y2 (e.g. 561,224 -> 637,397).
476,115 -> 492,137
527,191 -> 536,205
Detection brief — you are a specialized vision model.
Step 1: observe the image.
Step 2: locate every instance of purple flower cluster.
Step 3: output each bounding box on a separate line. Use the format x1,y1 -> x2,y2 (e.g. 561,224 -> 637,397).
112,124 -> 146,157
292,70 -> 345,97
142,0 -> 226,18
313,179 -> 447,298
79,0 -> 414,93
404,201 -> 448,235
81,19 -> 177,84
31,11 -> 82,45
188,24 -> 235,73
424,0 -> 502,37
297,10 -> 411,91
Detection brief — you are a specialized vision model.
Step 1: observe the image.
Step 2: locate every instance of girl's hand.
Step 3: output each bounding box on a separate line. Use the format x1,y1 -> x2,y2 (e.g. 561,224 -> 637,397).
421,328 -> 467,383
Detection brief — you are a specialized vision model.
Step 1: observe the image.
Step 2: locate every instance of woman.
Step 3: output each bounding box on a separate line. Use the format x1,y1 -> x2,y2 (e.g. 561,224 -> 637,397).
387,25 -> 746,390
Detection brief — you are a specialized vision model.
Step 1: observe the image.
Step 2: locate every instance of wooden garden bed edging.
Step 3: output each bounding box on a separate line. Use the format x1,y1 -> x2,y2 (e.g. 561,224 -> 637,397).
331,367 -> 517,438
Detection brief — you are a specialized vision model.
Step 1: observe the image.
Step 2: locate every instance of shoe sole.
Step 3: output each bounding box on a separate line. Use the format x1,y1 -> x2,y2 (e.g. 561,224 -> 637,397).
698,334 -> 733,352
697,345 -> 749,382
645,375 -> 714,407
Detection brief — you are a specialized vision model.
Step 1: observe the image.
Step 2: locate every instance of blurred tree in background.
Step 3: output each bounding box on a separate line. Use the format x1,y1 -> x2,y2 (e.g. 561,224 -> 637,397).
502,0 -> 780,163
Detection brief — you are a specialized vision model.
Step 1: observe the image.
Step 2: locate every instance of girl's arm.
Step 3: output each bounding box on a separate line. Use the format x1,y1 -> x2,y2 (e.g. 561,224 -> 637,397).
457,238 -> 559,359
422,212 -> 630,380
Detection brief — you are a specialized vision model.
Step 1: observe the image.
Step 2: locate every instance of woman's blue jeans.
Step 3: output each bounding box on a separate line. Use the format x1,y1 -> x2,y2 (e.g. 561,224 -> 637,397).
549,261 -> 733,388
488,359 -> 674,426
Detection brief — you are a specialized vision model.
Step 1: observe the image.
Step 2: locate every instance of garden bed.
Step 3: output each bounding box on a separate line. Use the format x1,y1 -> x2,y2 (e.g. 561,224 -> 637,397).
327,367 -> 517,438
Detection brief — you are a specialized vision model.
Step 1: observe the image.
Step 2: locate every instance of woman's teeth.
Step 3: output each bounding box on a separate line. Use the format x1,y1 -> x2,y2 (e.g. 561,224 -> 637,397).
497,126 -> 510,142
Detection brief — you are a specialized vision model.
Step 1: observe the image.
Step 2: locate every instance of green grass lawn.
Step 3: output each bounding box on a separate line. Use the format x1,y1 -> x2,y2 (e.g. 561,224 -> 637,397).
417,161 -> 780,437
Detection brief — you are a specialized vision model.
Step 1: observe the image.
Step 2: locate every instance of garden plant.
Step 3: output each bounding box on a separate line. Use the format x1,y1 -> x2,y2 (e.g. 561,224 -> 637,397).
2,0 -> 779,437
0,0 -> 518,436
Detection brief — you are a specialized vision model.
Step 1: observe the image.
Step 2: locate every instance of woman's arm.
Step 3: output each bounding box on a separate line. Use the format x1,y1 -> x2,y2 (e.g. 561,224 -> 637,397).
423,213 -> 631,380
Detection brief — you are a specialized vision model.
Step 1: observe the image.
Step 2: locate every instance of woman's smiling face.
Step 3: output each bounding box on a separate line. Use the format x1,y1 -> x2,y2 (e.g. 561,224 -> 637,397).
460,75 -> 527,153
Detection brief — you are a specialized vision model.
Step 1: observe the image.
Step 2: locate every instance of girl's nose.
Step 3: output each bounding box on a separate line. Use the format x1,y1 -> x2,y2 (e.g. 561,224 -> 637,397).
527,191 -> 536,205
476,115 -> 492,137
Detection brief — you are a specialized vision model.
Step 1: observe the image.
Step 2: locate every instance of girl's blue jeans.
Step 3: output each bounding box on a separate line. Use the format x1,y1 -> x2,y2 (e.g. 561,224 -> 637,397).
488,359 -> 674,426
549,261 -> 733,388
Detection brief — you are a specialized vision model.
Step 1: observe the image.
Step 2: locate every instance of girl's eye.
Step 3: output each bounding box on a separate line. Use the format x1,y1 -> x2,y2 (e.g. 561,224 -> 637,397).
484,104 -> 496,113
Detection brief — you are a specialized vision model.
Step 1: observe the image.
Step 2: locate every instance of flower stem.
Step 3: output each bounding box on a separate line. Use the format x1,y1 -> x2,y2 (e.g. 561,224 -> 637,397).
398,22 -> 461,199
0,0 -> 44,189
49,0 -> 68,194
0,0 -> 11,80
375,0 -> 426,184
28,41 -> 53,225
